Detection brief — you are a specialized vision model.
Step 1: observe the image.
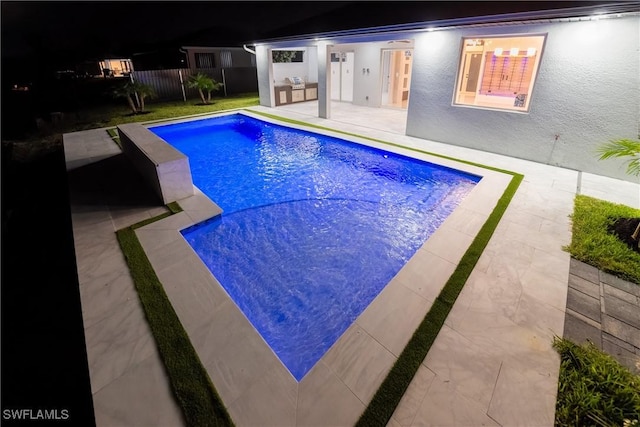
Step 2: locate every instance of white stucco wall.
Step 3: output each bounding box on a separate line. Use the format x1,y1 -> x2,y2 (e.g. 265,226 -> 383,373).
307,48 -> 319,83
352,43 -> 384,107
271,48 -> 319,85
406,16 -> 640,181
272,62 -> 308,85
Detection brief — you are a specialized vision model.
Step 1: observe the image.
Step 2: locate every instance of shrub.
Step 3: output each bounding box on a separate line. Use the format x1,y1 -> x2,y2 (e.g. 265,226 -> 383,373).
554,337 -> 640,427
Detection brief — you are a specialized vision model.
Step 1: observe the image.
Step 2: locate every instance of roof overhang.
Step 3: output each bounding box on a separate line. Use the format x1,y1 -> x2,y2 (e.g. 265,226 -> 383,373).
181,46 -> 247,50
251,2 -> 640,45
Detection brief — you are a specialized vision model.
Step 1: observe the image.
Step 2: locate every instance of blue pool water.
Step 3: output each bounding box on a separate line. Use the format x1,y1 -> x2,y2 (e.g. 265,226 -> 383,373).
150,114 -> 479,381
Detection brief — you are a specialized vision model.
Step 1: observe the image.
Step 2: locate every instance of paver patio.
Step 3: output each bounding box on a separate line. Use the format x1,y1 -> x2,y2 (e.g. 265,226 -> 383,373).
563,258 -> 640,375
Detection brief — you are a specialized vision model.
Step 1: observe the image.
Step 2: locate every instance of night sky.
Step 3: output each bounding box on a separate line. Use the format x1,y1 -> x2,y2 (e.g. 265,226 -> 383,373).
1,1 -> 597,61
1,2 -> 347,58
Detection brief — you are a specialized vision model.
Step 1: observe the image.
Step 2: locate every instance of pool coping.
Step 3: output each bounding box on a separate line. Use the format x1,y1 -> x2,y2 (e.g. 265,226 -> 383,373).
134,110 -> 514,425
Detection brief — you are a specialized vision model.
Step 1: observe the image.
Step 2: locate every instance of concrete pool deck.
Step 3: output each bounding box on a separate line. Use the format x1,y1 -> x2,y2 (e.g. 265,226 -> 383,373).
64,103 -> 640,426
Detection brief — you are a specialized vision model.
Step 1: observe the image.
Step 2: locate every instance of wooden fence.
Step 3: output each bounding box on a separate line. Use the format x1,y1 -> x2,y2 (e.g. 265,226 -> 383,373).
131,67 -> 258,102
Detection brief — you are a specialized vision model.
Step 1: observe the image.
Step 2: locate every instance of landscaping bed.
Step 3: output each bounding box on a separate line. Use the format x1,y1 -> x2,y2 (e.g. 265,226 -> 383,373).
556,194 -> 640,426
565,195 -> 640,285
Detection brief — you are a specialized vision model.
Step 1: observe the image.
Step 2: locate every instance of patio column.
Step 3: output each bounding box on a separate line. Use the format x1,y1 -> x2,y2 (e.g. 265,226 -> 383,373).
256,45 -> 275,108
316,41 -> 330,119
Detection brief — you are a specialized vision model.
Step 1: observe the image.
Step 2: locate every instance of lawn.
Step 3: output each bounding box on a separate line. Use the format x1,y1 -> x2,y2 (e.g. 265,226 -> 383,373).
3,93 -> 259,163
70,93 -> 259,131
565,194 -> 640,284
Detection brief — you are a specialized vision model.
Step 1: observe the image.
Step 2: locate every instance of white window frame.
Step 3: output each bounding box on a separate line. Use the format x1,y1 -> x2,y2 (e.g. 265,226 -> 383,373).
452,33 -> 547,113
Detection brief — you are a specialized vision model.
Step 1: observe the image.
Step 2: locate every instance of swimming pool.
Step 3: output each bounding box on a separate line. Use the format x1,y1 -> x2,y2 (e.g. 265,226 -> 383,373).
150,114 -> 479,381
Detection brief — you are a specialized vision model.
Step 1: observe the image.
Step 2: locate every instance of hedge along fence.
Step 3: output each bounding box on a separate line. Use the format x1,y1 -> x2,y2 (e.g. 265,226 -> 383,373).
132,67 -> 258,102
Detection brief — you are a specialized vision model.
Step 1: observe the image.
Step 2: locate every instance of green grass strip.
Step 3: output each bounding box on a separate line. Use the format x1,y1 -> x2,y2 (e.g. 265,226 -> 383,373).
357,173 -> 523,426
106,127 -> 121,148
116,203 -> 234,427
166,201 -> 184,214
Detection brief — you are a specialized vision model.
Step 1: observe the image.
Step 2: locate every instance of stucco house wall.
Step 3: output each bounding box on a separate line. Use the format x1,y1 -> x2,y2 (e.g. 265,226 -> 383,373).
406,16 -> 639,181
347,42 -> 385,107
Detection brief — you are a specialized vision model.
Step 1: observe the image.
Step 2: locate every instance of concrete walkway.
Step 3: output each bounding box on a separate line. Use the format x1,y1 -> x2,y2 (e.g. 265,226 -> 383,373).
64,104 -> 640,426
64,129 -> 185,426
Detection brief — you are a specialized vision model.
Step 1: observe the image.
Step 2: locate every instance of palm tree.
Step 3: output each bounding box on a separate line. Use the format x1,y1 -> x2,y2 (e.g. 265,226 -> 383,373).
112,82 -> 139,114
596,138 -> 640,176
596,138 -> 640,252
112,81 -> 156,114
132,82 -> 156,113
187,73 -> 223,104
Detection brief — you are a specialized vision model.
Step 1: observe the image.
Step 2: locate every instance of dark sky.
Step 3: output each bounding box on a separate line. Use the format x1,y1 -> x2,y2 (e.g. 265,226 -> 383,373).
2,1 -> 604,57
0,2 -> 351,59
1,1 -> 607,62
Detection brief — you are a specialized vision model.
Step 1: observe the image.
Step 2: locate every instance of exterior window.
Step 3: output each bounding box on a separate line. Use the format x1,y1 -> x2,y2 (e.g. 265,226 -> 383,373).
220,50 -> 233,68
195,52 -> 215,68
272,50 -> 304,63
120,60 -> 131,74
454,34 -> 546,112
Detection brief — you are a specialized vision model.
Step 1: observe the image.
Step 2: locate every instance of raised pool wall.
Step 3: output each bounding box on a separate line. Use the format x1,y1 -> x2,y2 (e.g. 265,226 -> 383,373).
256,13 -> 640,182
118,123 -> 194,204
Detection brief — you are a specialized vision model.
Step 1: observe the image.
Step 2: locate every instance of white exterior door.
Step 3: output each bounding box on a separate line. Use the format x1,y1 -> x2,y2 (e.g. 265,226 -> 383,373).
330,51 -> 354,102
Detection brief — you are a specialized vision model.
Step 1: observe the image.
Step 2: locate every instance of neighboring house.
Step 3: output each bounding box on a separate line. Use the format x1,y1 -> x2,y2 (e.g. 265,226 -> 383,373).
53,57 -> 133,79
253,3 -> 640,182
131,46 -> 255,71
97,58 -> 133,77
130,46 -> 258,101
181,46 -> 256,70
